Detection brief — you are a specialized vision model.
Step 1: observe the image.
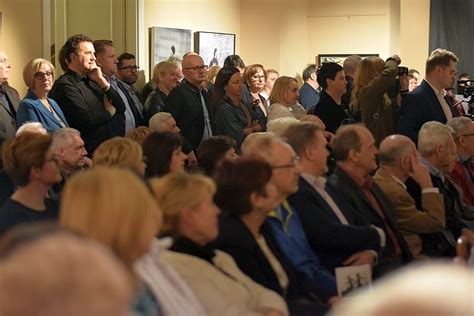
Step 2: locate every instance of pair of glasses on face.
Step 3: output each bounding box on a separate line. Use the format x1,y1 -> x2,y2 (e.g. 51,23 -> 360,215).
184,65 -> 208,71
34,71 -> 53,80
118,65 -> 139,71
272,156 -> 300,170
251,75 -> 265,81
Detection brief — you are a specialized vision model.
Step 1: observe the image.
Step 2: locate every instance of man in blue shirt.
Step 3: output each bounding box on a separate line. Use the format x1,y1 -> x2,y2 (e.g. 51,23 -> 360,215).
299,64 -> 321,110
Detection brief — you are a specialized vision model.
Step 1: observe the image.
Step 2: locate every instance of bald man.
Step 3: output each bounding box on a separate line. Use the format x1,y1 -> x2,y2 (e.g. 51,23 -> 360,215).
373,134 -> 445,258
164,54 -> 214,150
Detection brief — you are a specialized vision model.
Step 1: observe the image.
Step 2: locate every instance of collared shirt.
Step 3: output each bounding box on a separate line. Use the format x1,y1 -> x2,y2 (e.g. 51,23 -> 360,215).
420,156 -> 445,181
109,75 -> 135,132
426,79 -> 453,121
391,173 -> 439,194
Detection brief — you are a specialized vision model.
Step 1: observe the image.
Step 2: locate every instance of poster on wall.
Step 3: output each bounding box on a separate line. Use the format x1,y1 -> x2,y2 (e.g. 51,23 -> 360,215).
149,27 -> 192,76
194,31 -> 236,67
317,54 -> 379,66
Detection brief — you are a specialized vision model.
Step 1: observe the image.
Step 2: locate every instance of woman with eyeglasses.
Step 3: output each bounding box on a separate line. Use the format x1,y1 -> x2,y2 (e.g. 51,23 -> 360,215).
211,67 -> 262,150
242,64 -> 270,130
16,58 -> 68,134
268,76 -> 306,122
0,132 -> 62,237
143,61 -> 181,123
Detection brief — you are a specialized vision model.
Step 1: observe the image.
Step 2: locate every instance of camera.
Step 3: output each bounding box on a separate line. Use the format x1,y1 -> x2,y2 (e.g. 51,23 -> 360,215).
457,79 -> 474,118
397,66 -> 409,76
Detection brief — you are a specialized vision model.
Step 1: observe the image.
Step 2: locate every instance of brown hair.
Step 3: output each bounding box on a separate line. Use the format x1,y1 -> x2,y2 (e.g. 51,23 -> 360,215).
242,64 -> 266,87
282,122 -> 322,156
125,127 -> 150,145
351,57 -> 385,111
331,124 -> 364,161
426,49 -> 459,75
92,137 -> 144,175
269,76 -> 297,105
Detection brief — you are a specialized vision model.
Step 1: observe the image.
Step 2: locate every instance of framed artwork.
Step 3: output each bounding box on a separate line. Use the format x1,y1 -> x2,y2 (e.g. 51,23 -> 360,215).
317,54 -> 379,66
194,31 -> 236,67
149,27 -> 192,76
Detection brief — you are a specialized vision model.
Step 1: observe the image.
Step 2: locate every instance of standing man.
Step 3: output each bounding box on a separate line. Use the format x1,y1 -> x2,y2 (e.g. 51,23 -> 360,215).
94,40 -> 144,133
299,64 -> 320,111
0,50 -> 20,141
164,54 -> 213,150
49,34 -> 125,154
117,53 -> 139,86
398,49 -> 459,144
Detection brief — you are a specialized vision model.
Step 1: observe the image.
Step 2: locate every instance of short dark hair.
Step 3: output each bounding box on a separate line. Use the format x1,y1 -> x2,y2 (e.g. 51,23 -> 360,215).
93,40 -> 114,56
210,67 -> 241,114
282,123 -> 321,156
214,158 -> 272,217
302,64 -> 317,82
425,48 -> 458,75
117,53 -> 136,68
58,34 -> 93,71
142,132 -> 182,177
223,55 -> 245,69
196,136 -> 236,176
316,62 -> 343,90
331,124 -> 364,161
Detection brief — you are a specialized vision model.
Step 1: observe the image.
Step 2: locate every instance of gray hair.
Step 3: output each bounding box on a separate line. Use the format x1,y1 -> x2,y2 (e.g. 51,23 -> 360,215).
149,112 -> 173,133
16,122 -> 47,136
418,121 -> 454,157
51,128 -> 81,151
266,117 -> 301,137
343,55 -> 362,76
241,132 -> 280,164
447,116 -> 472,139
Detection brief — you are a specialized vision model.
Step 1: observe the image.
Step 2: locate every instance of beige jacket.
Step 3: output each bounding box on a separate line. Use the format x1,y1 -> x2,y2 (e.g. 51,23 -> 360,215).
161,249 -> 288,316
267,102 -> 306,122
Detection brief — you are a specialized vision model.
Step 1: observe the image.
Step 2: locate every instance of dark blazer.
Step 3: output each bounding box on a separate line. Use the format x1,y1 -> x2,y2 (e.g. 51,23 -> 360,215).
313,91 -> 349,134
0,84 -> 20,140
216,215 -> 331,302
288,176 -> 381,272
49,70 -> 126,154
164,79 -> 214,150
397,80 -> 453,144
326,166 -> 413,273
241,85 -> 267,130
143,86 -> 167,123
116,79 -> 144,127
16,90 -> 69,134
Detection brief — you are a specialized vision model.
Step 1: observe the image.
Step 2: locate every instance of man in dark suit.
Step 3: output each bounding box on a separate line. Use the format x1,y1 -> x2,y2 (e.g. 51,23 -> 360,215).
284,123 -> 384,275
398,49 -> 459,144
164,54 -> 213,150
49,34 -> 126,154
0,50 -> 20,142
326,124 -> 413,277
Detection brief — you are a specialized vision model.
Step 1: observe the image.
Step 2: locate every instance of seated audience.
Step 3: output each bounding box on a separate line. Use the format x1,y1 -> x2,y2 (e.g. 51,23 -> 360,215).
92,137 -> 146,176
212,67 -> 261,149
196,135 -> 237,176
16,121 -> 47,135
143,61 -> 180,122
242,64 -> 270,129
151,172 -> 289,316
0,133 -> 61,236
298,64 -> 321,110
268,76 -> 306,121
16,58 -> 68,133
312,62 -> 350,134
351,55 -> 407,146
142,132 -> 186,178
374,135 -> 445,258
284,123 -> 383,273
0,224 -> 134,316
447,117 -> 474,218
405,121 -> 473,257
261,69 -> 279,103
125,126 -> 150,145
214,158 -> 330,315
266,117 -> 300,137
326,125 -> 413,276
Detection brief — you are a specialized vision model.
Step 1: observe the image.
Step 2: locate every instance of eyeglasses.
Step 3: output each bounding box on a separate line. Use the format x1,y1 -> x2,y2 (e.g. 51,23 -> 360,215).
272,156 -> 300,170
458,133 -> 474,138
34,71 -> 53,80
118,65 -> 139,71
184,65 -> 208,71
251,75 -> 265,80
0,58 -> 8,63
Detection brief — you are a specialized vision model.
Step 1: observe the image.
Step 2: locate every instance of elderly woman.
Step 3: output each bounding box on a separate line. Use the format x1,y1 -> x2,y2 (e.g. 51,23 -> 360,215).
16,58 -> 68,133
214,158 -> 331,315
143,61 -> 180,122
60,167 -> 206,316
93,137 -> 147,176
242,64 -> 271,128
211,67 -> 261,149
142,132 -> 187,178
351,55 -> 408,145
0,133 -> 62,236
151,172 -> 288,316
268,76 -> 306,122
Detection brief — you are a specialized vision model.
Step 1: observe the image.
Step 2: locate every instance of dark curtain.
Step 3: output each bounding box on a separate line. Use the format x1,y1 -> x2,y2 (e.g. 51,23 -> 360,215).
429,0 -> 474,77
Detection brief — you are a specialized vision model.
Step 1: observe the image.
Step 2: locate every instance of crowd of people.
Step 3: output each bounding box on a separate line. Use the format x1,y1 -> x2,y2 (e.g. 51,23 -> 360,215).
0,33 -> 473,316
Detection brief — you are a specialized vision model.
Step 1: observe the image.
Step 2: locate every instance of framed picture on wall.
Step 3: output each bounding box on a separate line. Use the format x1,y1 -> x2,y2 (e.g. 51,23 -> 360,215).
149,27 -> 192,76
317,54 -> 379,66
194,31 -> 236,67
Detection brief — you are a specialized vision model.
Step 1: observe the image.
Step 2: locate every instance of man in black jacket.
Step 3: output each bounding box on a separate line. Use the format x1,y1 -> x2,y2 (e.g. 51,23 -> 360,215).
49,34 -> 125,154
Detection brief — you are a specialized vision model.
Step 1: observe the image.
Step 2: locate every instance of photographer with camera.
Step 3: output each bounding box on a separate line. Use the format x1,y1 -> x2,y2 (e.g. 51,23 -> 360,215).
351,54 -> 408,146
397,49 -> 459,144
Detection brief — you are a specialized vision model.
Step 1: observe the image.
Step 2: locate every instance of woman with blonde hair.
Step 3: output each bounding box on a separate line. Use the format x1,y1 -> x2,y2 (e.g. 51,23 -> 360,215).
151,172 -> 288,316
60,166 -> 207,316
17,58 -> 68,133
92,137 -> 146,176
125,126 -> 151,145
143,61 -> 180,122
351,55 -> 408,145
268,76 -> 306,122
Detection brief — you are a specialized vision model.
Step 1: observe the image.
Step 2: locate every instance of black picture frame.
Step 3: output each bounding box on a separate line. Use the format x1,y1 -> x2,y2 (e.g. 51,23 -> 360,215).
194,31 -> 236,67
